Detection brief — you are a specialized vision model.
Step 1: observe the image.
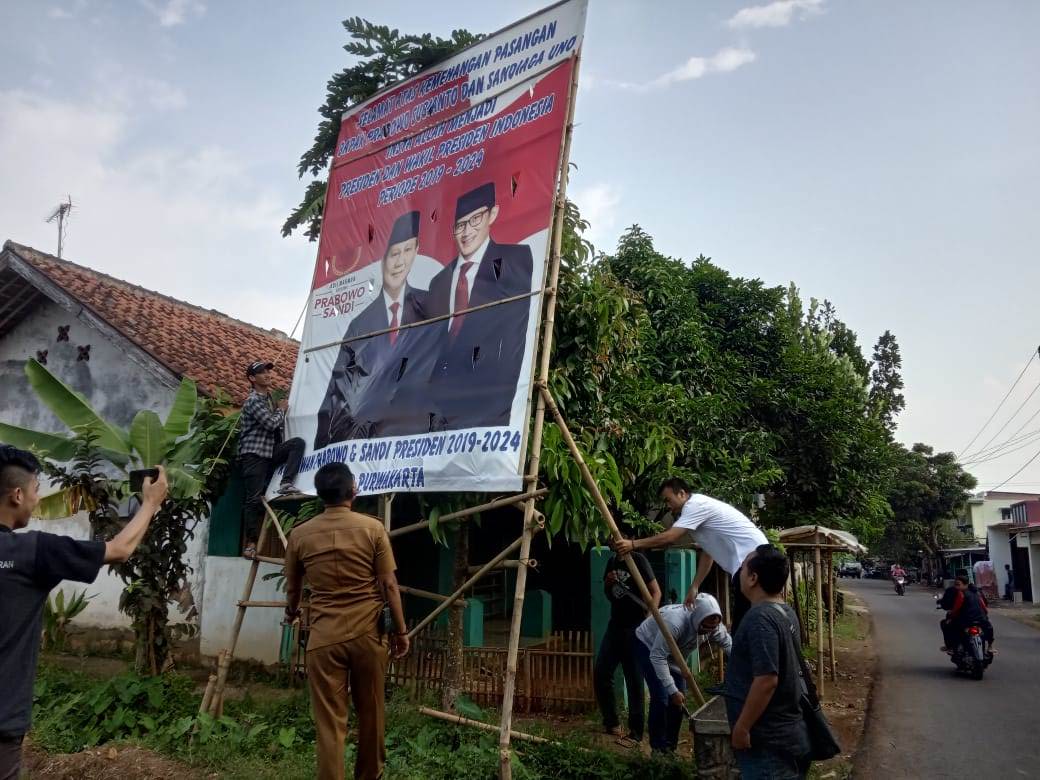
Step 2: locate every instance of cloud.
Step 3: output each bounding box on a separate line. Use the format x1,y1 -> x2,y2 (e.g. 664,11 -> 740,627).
601,47 -> 756,92
48,7 -> 73,19
89,63 -> 188,112
727,0 -> 824,29
570,183 -> 622,252
140,0 -> 205,27
0,88 -> 311,333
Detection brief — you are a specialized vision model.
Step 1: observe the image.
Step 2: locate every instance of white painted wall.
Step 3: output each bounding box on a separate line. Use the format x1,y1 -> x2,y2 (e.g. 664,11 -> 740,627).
987,527 -> 1014,597
199,556 -> 285,664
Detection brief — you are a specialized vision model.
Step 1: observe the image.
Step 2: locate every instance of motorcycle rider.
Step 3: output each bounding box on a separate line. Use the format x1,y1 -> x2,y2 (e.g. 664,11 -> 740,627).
940,575 -> 994,654
891,563 -> 907,593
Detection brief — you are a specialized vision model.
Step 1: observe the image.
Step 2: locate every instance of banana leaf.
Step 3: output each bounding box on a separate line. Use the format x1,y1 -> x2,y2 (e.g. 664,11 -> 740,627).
0,422 -> 78,461
130,410 -> 166,468
167,465 -> 203,499
24,359 -> 131,454
33,485 -> 97,520
0,422 -> 130,468
163,379 -> 198,439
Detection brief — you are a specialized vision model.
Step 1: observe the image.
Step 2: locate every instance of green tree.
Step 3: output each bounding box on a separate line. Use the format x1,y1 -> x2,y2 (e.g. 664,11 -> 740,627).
881,443 -> 977,564
869,330 -> 906,436
284,18 -> 481,240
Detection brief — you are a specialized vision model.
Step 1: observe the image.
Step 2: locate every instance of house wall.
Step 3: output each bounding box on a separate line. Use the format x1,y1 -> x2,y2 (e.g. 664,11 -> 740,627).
199,556 -> 285,663
1029,533 -> 1040,603
1,299 -> 210,629
987,527 -> 1014,594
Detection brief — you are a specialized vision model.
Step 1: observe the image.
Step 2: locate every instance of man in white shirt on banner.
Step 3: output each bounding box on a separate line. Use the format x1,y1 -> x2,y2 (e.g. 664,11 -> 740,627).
612,477 -> 767,631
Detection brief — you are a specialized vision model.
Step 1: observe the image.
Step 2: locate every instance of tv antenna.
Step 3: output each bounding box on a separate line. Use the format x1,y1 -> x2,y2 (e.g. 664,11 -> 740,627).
45,196 -> 73,258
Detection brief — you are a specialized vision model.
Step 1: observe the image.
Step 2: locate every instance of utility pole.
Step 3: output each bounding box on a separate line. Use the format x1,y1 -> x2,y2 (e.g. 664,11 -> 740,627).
45,196 -> 73,258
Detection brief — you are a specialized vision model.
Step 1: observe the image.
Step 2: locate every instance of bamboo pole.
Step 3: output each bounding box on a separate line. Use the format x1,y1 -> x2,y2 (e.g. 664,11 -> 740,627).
407,535 -> 528,639
539,383 -> 705,707
420,706 -> 551,744
498,55 -> 582,780
389,489 -> 546,539
814,529 -> 825,698
400,585 -> 467,605
261,498 -> 289,550
828,551 -> 837,681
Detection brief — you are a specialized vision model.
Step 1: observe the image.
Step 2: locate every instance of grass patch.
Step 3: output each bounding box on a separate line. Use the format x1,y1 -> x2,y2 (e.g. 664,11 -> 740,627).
30,662 -> 696,779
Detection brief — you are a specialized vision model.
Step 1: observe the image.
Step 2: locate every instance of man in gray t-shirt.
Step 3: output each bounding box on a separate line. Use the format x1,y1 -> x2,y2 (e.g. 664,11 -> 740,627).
722,544 -> 811,780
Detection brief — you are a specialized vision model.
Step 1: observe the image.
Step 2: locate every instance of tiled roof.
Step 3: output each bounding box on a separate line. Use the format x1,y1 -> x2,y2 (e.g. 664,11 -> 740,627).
4,241 -> 298,402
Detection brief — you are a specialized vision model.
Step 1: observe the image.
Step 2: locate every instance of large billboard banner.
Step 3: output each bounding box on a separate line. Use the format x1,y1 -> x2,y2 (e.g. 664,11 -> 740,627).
285,0 -> 588,496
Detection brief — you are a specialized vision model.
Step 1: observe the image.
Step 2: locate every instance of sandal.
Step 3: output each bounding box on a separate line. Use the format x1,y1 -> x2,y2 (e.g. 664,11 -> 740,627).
615,736 -> 639,749
243,543 -> 257,560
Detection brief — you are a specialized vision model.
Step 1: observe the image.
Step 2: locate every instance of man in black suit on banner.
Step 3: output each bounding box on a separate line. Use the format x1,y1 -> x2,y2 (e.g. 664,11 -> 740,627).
426,182 -> 534,430
313,211 -> 426,449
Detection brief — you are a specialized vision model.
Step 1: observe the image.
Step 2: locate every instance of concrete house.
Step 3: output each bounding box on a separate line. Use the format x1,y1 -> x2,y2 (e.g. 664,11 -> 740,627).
0,240 -> 297,660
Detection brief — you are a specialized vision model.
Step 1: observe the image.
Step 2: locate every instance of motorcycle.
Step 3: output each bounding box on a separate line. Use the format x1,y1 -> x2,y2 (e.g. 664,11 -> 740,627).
935,596 -> 993,680
894,575 -> 905,596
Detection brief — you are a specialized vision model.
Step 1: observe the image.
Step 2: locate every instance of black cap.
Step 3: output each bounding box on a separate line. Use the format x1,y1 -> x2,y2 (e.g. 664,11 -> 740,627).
455,182 -> 495,220
246,361 -> 274,377
387,210 -> 420,248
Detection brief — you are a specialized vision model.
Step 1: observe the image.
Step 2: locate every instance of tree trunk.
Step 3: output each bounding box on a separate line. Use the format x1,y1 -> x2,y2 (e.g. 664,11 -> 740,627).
441,524 -> 469,711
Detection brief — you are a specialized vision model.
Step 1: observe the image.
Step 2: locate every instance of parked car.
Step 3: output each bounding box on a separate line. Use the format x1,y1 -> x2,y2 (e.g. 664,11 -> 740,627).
839,561 -> 863,578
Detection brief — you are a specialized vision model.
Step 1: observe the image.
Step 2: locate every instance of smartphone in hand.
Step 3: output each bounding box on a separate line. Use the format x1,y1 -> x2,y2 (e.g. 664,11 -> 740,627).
129,468 -> 160,494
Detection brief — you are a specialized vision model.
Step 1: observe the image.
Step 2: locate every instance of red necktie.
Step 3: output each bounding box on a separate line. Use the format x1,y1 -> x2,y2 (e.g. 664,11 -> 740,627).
450,261 -> 474,339
389,301 -> 400,346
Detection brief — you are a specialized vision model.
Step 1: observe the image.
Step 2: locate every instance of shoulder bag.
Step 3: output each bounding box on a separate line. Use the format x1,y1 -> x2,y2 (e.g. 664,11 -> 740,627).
771,603 -> 841,761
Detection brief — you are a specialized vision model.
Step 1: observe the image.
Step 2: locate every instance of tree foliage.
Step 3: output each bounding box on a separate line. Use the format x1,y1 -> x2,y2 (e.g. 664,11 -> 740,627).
869,330 -> 906,436
879,443 -> 977,561
284,18 -> 481,240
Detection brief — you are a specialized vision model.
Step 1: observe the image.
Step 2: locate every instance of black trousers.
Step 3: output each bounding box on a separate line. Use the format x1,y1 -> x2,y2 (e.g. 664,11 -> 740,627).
731,572 -> 752,633
594,621 -> 645,740
0,735 -> 23,780
240,438 -> 305,541
942,618 -> 995,648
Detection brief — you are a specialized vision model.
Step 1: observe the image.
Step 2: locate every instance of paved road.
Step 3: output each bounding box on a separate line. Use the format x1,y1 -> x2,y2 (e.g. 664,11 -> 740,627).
848,578 -> 1040,778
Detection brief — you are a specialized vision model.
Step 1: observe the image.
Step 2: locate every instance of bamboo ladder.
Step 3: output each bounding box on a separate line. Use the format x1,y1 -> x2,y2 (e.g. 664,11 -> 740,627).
200,497 -> 291,717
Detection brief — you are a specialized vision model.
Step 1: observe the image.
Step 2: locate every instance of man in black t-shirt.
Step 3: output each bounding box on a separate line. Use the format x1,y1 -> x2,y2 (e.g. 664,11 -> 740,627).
0,446 -> 168,780
594,551 -> 660,744
723,544 -> 811,779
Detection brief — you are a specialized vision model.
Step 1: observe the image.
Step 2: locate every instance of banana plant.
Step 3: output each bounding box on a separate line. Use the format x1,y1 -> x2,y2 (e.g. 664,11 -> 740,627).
0,359 -> 205,519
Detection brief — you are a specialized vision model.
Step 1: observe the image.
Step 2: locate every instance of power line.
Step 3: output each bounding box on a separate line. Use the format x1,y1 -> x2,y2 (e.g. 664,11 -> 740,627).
957,346 -> 1040,458
987,446 -> 1040,492
964,422 -> 1040,463
970,377 -> 1040,456
964,429 -> 1040,465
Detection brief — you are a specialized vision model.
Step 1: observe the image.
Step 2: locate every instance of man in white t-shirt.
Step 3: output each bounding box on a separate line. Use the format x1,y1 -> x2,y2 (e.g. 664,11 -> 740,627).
612,477 -> 767,629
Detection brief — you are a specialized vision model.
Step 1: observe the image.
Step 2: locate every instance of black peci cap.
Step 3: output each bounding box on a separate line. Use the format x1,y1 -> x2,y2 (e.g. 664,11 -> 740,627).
455,182 -> 495,220
387,210 -> 420,248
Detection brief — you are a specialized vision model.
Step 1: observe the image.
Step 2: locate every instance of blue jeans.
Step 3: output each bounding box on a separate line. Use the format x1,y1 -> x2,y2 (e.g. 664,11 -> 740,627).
631,635 -> 686,752
734,746 -> 810,779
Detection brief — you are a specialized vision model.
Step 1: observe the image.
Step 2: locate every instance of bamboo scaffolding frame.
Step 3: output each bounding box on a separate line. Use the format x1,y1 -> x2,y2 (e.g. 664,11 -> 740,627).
407,534 -> 530,639
400,585 -> 466,605
419,707 -> 550,744
388,489 -> 546,539
538,382 -> 706,708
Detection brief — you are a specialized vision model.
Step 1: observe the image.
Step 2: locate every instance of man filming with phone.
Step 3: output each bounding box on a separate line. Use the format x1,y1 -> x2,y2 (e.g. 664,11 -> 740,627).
0,446 -> 168,780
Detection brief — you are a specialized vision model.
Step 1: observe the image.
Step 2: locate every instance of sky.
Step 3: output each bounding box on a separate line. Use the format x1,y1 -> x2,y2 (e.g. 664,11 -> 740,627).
2,0 -> 1039,492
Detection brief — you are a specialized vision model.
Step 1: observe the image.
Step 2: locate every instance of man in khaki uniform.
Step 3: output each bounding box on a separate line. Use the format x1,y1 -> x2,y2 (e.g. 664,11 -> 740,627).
284,462 -> 409,780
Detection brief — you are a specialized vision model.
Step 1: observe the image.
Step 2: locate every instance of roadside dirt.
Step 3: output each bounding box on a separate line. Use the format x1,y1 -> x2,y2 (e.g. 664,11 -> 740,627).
810,591 -> 876,778
22,740 -> 210,780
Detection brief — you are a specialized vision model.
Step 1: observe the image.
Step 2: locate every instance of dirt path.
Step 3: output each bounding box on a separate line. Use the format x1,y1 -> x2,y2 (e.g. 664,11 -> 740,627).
22,740 -> 209,780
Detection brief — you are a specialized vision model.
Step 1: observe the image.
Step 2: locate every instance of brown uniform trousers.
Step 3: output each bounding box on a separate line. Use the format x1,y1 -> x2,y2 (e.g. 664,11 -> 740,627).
286,508 -> 398,780
307,631 -> 389,780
